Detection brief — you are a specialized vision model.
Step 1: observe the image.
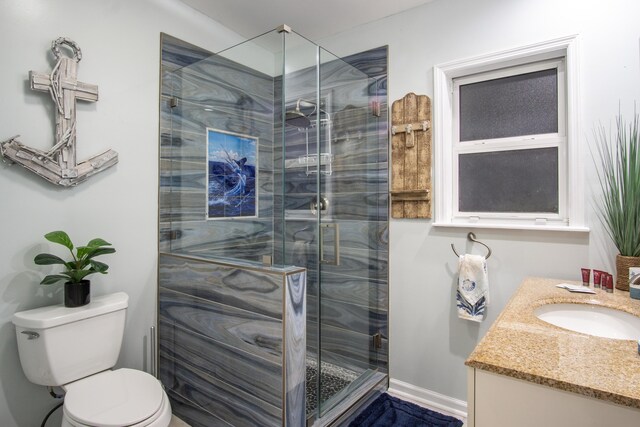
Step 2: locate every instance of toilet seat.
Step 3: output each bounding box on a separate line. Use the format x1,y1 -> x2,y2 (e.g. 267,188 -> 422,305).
62,368 -> 170,427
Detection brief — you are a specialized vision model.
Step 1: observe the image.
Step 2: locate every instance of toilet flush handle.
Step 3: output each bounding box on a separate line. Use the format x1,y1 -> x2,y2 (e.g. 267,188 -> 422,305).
21,331 -> 40,340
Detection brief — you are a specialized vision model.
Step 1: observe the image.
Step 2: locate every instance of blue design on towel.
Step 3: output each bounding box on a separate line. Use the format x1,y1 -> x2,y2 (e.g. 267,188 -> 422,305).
461,279 -> 476,292
456,291 -> 486,319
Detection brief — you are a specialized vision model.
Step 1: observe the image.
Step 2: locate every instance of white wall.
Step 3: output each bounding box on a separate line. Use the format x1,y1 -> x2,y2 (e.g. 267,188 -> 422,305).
320,0 -> 640,404
0,1 -> 241,426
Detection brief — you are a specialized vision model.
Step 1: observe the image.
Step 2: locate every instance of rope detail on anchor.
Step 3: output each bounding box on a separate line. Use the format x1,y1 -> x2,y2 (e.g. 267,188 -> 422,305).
51,37 -> 82,62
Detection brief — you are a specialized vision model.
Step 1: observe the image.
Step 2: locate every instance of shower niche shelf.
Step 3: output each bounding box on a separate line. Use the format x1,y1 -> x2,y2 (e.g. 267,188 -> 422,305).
284,153 -> 334,173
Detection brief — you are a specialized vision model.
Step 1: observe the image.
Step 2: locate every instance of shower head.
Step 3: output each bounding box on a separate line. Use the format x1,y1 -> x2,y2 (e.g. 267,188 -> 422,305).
284,99 -> 330,129
285,108 -> 312,128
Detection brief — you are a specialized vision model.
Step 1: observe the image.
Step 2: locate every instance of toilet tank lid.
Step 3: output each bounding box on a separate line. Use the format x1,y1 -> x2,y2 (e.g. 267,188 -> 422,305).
13,292 -> 129,329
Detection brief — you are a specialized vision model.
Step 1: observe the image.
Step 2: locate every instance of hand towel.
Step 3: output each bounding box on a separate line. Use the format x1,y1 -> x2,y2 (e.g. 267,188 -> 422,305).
457,254 -> 489,322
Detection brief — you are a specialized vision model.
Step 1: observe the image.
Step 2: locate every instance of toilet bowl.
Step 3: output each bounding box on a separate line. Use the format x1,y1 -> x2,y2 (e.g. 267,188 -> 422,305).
13,293 -> 171,427
61,369 -> 172,427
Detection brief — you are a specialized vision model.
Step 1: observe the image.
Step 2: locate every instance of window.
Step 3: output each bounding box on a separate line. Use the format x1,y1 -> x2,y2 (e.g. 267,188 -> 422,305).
433,36 -> 587,231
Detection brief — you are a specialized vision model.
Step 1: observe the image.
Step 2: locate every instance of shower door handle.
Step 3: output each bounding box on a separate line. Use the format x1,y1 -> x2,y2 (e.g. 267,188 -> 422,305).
320,223 -> 340,265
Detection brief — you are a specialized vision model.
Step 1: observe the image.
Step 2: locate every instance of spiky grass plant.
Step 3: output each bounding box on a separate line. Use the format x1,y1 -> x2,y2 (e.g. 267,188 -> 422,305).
594,113 -> 640,257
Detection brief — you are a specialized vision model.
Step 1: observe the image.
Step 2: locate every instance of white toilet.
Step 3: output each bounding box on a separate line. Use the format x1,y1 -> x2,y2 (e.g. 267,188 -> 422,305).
12,292 -> 172,427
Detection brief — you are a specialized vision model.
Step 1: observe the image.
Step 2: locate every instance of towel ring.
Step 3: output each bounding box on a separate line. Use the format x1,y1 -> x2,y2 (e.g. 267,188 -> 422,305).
451,232 -> 492,259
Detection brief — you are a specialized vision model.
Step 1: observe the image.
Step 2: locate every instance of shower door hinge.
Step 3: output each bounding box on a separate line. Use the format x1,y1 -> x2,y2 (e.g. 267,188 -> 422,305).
372,332 -> 383,350
306,414 -> 316,427
169,97 -> 178,108
370,100 -> 381,117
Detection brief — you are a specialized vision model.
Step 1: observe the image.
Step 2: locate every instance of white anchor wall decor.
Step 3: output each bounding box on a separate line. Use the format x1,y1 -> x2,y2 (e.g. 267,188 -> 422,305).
0,38 -> 118,186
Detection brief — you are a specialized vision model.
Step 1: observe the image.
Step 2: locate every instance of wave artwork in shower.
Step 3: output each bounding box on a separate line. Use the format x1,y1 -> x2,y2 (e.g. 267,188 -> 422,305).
206,128 -> 258,219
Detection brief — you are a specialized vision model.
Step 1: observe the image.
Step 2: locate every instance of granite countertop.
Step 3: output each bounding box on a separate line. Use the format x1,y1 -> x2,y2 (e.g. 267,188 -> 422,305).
466,277 -> 640,409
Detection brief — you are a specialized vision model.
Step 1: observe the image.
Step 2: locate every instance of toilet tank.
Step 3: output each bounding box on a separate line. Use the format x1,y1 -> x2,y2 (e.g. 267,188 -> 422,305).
13,292 -> 129,386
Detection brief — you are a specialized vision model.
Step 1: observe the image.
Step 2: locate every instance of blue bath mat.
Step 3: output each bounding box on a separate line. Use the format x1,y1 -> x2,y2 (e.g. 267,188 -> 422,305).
349,393 -> 463,427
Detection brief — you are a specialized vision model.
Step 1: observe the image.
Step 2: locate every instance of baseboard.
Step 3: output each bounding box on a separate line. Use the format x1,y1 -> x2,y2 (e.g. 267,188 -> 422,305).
388,378 -> 467,423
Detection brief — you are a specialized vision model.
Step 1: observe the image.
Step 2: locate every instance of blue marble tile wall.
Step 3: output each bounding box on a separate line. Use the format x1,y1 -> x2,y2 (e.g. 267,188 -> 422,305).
159,34 -> 275,263
276,46 -> 389,378
285,271 -> 307,426
159,253 -> 306,426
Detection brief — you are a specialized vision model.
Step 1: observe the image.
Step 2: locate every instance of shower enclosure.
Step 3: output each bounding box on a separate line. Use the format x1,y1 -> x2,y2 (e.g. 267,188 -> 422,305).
159,26 -> 388,426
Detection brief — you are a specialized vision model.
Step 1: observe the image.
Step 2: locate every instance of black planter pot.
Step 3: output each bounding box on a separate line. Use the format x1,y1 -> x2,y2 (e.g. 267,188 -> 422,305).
64,280 -> 91,307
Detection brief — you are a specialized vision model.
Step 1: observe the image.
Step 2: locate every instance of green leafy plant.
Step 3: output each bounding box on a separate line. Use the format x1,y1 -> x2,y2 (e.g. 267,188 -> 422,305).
593,113 -> 640,257
34,231 -> 116,285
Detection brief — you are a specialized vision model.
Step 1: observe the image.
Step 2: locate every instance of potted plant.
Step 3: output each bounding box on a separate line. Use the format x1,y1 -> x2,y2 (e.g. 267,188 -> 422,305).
34,230 -> 116,307
593,113 -> 640,291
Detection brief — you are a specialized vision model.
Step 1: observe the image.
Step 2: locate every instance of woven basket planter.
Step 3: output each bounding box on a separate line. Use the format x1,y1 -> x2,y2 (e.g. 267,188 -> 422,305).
615,254 -> 640,291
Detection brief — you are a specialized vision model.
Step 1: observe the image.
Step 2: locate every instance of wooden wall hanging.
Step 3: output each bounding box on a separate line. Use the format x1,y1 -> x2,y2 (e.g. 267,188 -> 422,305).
0,37 -> 118,186
391,92 -> 432,218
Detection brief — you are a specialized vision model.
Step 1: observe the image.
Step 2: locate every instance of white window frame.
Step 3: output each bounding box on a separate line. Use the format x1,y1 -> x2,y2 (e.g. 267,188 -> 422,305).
452,59 -> 566,221
433,35 -> 588,232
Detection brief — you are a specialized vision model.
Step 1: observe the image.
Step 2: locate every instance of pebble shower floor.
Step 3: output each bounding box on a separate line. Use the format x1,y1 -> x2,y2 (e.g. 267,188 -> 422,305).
306,358 -> 359,414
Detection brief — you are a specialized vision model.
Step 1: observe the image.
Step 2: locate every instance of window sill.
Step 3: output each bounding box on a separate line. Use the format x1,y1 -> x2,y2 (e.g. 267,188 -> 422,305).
432,222 -> 590,233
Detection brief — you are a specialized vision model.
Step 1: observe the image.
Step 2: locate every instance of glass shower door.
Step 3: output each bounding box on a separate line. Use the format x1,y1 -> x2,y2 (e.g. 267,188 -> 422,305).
278,31 -> 387,419
316,48 -> 384,415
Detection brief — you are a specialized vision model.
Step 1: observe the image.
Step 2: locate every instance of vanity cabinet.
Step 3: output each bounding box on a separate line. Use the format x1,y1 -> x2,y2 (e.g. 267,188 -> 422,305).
467,367 -> 640,427
465,277 -> 640,427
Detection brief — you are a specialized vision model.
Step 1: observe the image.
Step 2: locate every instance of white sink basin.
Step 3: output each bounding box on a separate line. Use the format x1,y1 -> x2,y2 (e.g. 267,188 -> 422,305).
534,303 -> 640,340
